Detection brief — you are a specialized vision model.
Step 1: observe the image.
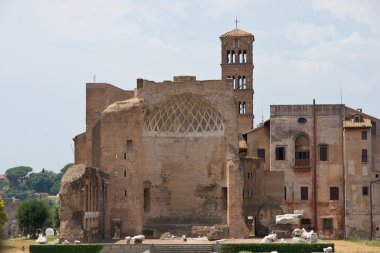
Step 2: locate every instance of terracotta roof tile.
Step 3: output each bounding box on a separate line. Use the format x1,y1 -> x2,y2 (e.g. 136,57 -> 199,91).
343,118 -> 372,128
239,139 -> 247,149
220,28 -> 253,38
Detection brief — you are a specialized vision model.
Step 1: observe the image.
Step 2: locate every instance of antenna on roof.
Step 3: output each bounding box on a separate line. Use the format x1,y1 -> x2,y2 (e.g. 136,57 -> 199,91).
93,75 -> 96,83
234,17 -> 240,29
261,105 -> 264,123
70,143 -> 74,155
340,88 -> 343,104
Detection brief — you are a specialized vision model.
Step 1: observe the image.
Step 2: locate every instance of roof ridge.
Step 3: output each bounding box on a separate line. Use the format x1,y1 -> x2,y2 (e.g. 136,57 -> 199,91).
220,28 -> 253,38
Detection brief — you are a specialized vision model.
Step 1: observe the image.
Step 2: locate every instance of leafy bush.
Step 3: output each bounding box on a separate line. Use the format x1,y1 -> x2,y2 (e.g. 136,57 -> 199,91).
16,199 -> 51,235
221,242 -> 335,253
30,244 -> 103,253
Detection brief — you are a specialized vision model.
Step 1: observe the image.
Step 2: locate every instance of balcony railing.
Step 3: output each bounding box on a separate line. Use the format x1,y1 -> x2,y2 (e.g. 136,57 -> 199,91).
294,159 -> 311,170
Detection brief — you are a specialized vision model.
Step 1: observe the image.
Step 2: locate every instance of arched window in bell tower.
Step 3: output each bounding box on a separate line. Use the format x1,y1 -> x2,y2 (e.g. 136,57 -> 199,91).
243,50 -> 247,63
231,50 -> 236,63
231,76 -> 236,89
226,50 -> 231,64
238,50 -> 243,63
242,76 -> 246,89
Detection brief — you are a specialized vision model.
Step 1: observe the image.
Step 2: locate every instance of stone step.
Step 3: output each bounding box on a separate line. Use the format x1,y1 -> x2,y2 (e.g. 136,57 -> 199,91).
151,244 -> 214,253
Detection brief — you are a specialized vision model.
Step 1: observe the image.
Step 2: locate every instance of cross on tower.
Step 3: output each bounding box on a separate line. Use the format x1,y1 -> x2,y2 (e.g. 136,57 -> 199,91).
234,17 -> 240,29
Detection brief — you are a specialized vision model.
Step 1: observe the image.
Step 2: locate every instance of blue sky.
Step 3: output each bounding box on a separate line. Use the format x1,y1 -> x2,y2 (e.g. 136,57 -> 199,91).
0,0 -> 379,173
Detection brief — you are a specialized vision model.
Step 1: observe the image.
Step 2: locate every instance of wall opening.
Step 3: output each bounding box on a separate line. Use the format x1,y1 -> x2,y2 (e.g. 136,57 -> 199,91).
330,187 -> 339,200
323,218 -> 333,230
144,188 -> 150,212
319,145 -> 328,161
127,140 -> 133,150
275,146 -> 285,160
222,187 -> 228,211
362,149 -> 368,163
301,186 -> 308,200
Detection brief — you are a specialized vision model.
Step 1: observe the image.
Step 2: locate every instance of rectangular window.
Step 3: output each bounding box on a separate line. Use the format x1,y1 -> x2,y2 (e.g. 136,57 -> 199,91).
319,145 -> 328,161
362,186 -> 369,196
301,186 -> 308,200
323,218 -> 333,230
362,149 -> 368,163
362,131 -> 368,140
372,121 -> 377,135
257,149 -> 265,161
276,147 -> 285,160
330,187 -> 339,200
127,140 -> 133,150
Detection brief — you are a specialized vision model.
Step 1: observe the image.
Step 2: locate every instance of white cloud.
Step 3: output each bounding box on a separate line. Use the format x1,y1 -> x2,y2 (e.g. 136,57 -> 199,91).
312,0 -> 380,34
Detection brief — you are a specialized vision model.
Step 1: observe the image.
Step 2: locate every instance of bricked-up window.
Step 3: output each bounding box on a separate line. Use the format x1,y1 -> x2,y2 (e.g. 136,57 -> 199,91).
330,187 -> 339,200
257,149 -> 265,161
127,140 -> 133,150
144,187 -> 150,212
362,131 -> 368,140
362,149 -> 368,163
319,145 -> 328,161
301,186 -> 308,200
363,186 -> 369,196
276,146 -> 285,160
323,218 -> 333,230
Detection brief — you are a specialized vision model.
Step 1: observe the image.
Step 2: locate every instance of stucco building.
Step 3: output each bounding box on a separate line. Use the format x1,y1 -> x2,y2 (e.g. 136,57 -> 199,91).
244,104 -> 380,239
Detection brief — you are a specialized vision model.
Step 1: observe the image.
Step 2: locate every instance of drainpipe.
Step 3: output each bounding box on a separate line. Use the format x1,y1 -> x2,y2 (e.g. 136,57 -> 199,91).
370,178 -> 380,240
341,105 -> 346,239
313,99 -> 318,232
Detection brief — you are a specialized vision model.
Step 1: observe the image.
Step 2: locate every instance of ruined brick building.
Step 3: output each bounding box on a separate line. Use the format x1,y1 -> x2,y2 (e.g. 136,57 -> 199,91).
60,27 -> 380,242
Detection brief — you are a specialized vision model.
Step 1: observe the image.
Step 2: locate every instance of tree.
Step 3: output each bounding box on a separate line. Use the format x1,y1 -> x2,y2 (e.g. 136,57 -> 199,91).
5,166 -> 33,188
49,202 -> 60,228
49,163 -> 74,195
16,199 -> 50,231
0,197 -> 6,228
26,171 -> 55,193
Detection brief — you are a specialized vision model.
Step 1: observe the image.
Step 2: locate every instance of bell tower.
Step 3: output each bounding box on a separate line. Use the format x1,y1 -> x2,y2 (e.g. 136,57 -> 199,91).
220,26 -> 255,133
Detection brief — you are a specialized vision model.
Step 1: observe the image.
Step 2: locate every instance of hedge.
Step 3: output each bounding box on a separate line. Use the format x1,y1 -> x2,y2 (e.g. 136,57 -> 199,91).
30,244 -> 103,253
221,242 -> 335,253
